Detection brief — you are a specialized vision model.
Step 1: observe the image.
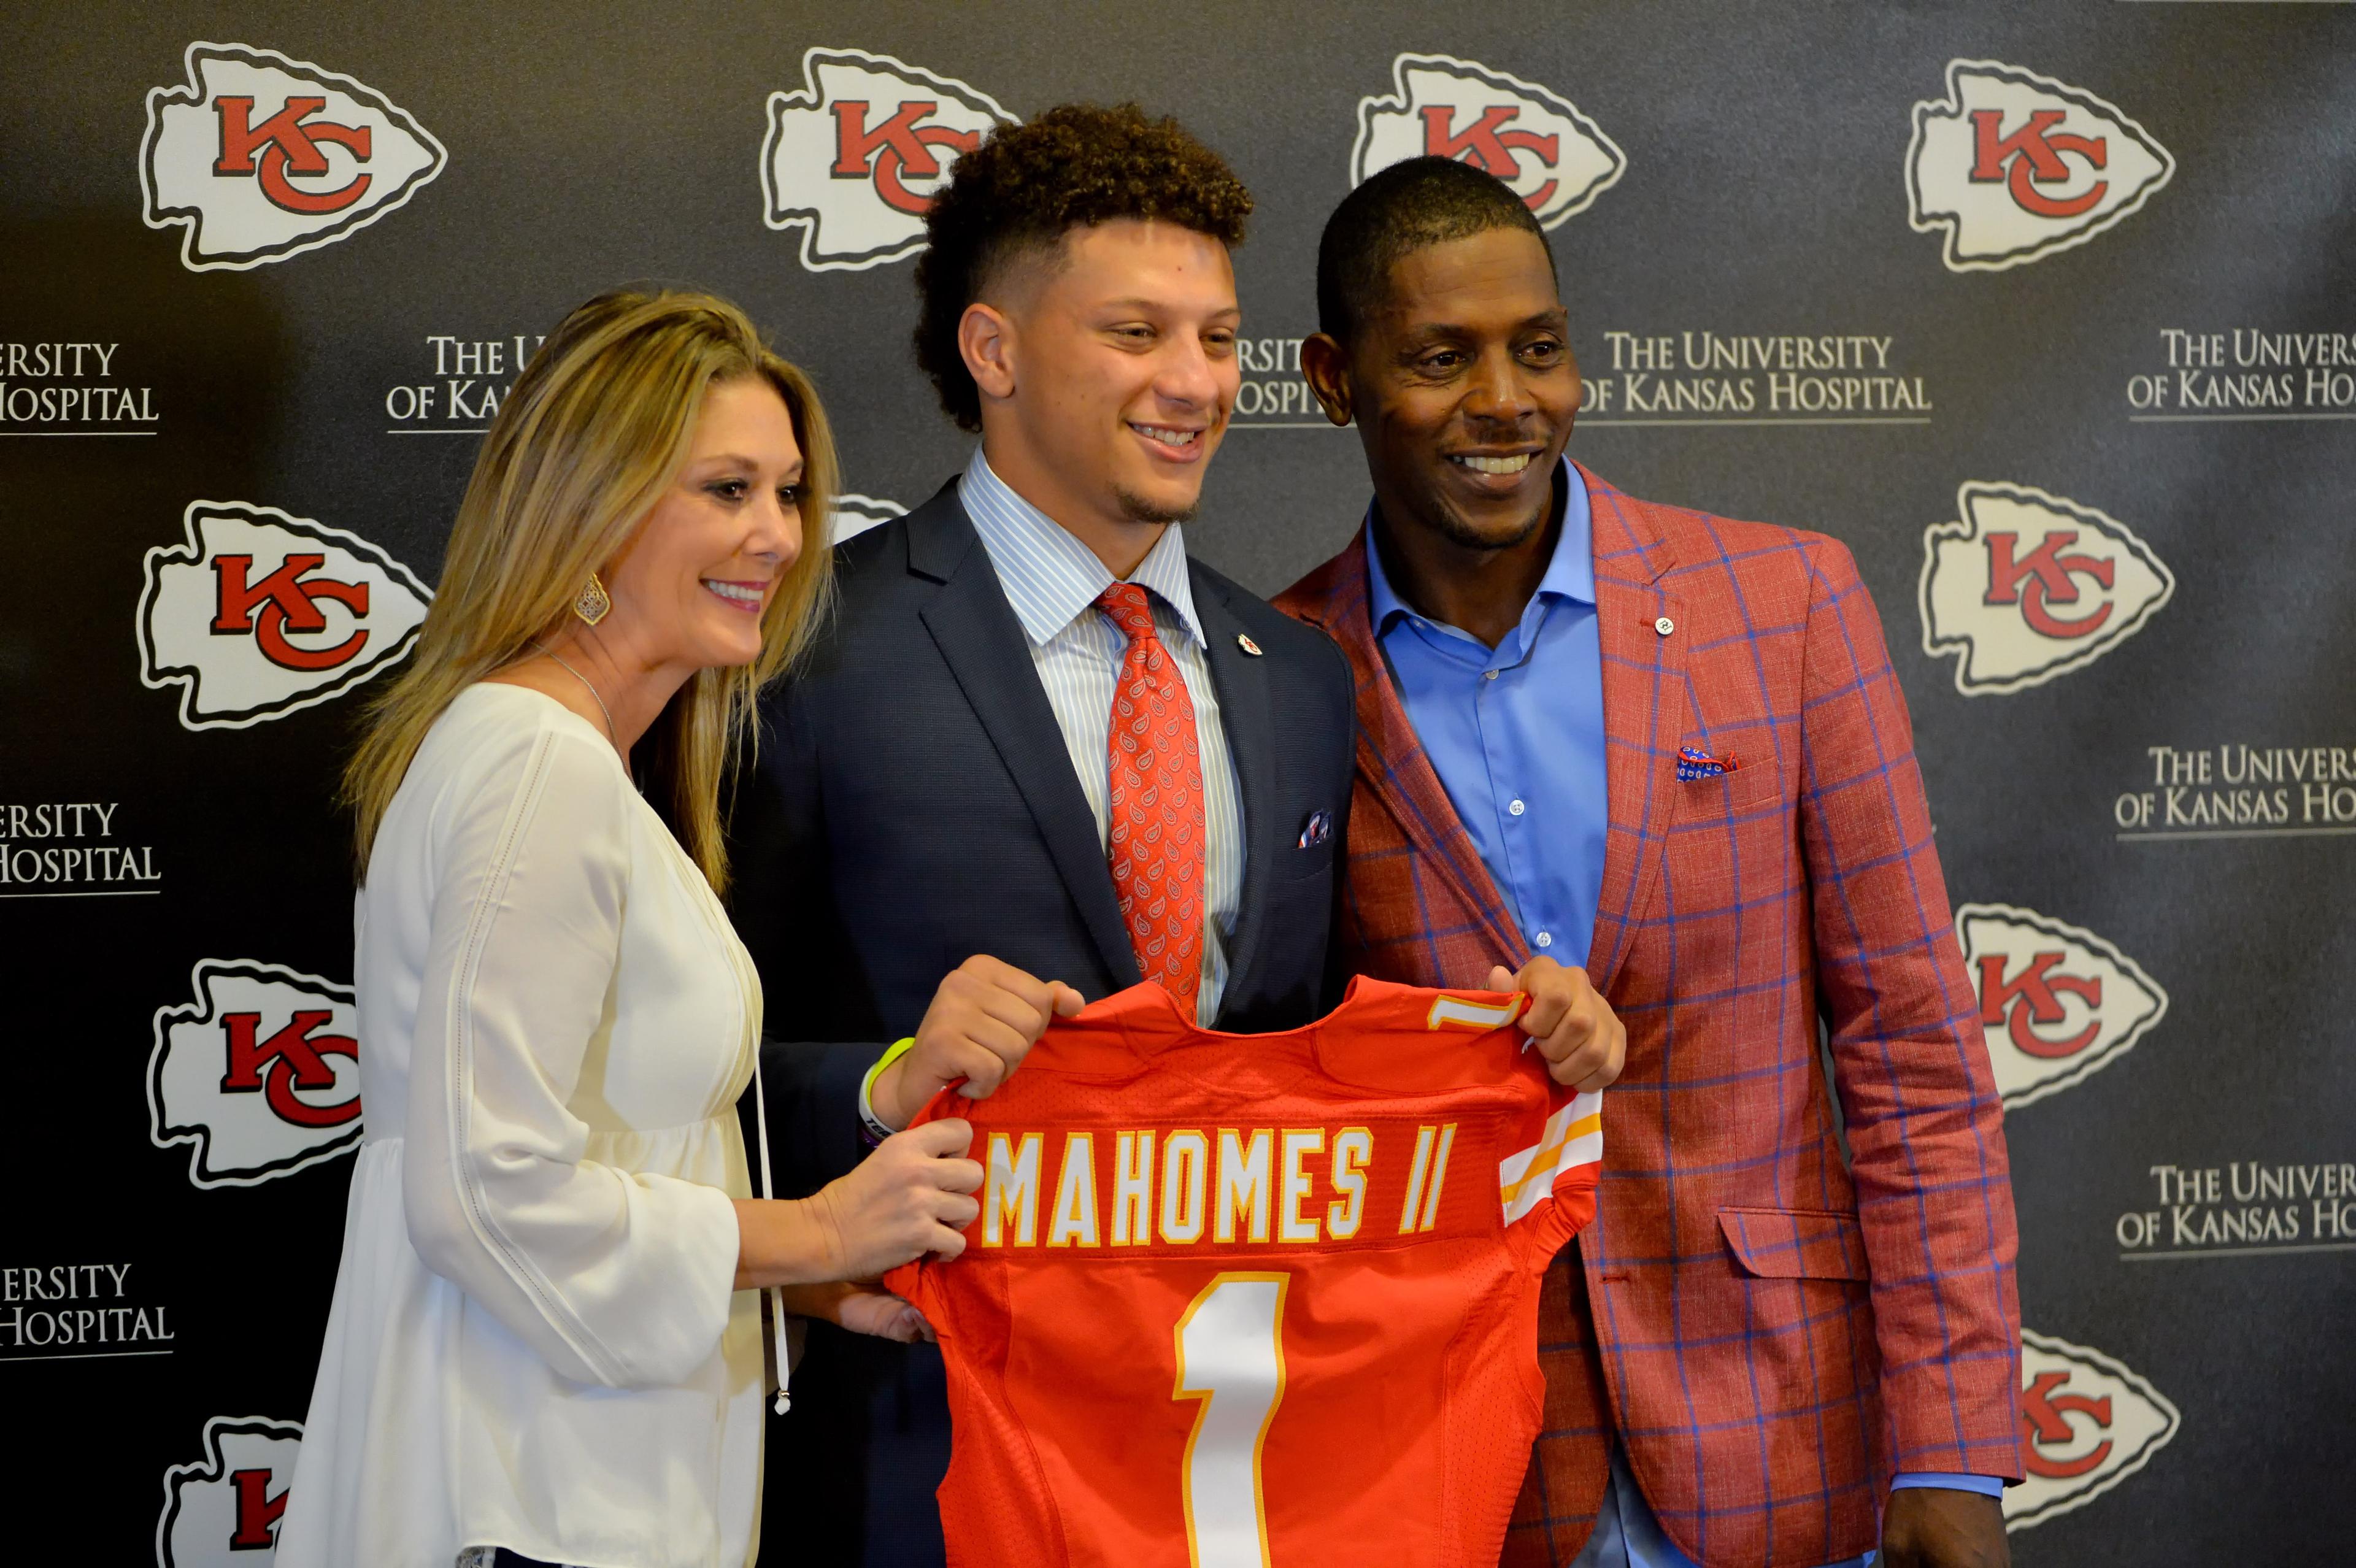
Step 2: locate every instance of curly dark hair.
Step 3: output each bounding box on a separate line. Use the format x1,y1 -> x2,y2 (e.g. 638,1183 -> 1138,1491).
913,103 -> 1253,431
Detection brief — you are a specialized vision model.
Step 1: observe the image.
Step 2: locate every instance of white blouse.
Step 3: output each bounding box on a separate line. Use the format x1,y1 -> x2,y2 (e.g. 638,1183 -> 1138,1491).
278,683 -> 769,1568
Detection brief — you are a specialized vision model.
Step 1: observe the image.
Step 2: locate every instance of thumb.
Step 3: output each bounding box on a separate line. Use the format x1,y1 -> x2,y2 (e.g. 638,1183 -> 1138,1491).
1487,964 -> 1517,992
1050,982 -> 1087,1017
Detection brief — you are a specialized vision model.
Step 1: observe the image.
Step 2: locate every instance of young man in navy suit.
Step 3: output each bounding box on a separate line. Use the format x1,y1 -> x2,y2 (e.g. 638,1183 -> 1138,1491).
729,104 -> 1356,1567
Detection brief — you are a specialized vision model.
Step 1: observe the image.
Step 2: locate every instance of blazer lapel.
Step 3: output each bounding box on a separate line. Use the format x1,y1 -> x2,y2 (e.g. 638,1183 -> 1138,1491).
1313,527 -> 1526,970
907,487 -> 1141,990
1188,572 -> 1277,1018
1579,464 -> 1688,996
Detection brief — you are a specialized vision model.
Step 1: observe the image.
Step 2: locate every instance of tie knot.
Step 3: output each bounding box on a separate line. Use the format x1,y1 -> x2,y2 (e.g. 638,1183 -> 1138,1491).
1096,582 -> 1159,644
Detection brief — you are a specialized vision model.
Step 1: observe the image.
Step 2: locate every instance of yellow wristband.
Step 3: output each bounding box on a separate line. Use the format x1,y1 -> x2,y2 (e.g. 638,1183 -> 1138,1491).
858,1037 -> 918,1140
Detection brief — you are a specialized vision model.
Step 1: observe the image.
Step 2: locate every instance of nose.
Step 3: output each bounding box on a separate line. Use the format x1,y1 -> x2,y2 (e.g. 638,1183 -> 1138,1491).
745,486 -> 803,569
1153,331 -> 1225,413
1463,347 -> 1538,426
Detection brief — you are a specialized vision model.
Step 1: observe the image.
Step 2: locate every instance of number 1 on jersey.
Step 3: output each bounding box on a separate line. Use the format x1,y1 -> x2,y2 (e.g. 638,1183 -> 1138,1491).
1172,1272 -> 1290,1568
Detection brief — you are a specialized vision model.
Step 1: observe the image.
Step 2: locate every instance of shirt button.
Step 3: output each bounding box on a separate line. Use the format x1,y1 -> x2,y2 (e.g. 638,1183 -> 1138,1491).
1534,931 -> 1553,949
1483,669 -> 1499,681
1509,799 -> 1526,817
1655,615 -> 1676,636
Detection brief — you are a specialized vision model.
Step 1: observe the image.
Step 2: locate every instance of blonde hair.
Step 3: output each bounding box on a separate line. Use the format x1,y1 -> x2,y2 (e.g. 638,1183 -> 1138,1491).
344,288 -> 837,893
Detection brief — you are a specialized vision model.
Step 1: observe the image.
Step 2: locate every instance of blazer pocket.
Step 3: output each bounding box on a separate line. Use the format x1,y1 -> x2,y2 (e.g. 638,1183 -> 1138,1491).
1718,1205 -> 1869,1282
1678,731 -> 1780,813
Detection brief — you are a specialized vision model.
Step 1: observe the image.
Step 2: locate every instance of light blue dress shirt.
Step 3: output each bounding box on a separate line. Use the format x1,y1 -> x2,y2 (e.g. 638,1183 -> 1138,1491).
958,449 -> 1245,1025
1365,456 -> 1608,972
1366,459 -> 2000,1568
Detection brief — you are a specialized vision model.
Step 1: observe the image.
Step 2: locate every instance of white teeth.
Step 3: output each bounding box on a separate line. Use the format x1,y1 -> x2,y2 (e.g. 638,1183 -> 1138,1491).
1136,425 -> 1200,446
704,580 -> 762,604
1453,453 -> 1534,475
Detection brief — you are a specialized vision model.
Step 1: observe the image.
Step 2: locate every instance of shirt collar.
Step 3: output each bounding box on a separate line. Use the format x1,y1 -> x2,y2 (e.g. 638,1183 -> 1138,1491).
960,447 -> 1205,650
1365,455 -> 1596,638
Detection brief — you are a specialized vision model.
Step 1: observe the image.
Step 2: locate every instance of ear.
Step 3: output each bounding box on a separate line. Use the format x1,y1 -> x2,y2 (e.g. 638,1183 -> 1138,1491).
960,301 -> 1017,406
1299,333 -> 1355,428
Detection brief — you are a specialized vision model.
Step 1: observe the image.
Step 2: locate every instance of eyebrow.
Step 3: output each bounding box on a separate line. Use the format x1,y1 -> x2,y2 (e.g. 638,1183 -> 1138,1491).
1398,309 -> 1568,341
696,452 -> 803,477
1096,298 -> 1242,318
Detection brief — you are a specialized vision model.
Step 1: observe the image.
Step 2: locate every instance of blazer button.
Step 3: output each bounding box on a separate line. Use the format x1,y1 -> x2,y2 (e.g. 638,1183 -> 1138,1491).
1655,615 -> 1675,636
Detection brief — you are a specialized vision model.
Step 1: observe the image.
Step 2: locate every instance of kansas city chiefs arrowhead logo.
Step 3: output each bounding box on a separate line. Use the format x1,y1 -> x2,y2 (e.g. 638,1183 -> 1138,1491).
1919,482 -> 2173,696
2008,1331 -> 2180,1531
139,501 -> 431,731
157,1415 -> 303,1565
141,42 -> 446,272
831,492 -> 906,546
1353,53 -> 1625,227
1957,904 -> 2166,1109
761,47 -> 1017,271
149,959 -> 363,1188
1908,60 -> 2173,272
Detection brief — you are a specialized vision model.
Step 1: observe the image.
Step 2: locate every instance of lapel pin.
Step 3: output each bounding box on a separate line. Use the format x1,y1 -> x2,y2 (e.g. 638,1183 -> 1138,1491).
1237,632 -> 1263,656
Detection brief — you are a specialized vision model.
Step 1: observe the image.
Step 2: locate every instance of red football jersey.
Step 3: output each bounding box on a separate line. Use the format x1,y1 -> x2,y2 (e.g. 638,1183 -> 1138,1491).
884,976 -> 1603,1567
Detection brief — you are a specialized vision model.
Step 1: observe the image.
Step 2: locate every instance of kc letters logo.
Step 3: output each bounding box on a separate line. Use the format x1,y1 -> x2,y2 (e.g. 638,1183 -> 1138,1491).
762,48 -> 1016,271
2008,1332 -> 2179,1531
149,959 -> 363,1188
1957,904 -> 2167,1109
1353,53 -> 1625,227
157,1415 -> 302,1566
1908,60 -> 2173,272
139,501 -> 431,731
1919,482 -> 2173,696
141,42 -> 446,271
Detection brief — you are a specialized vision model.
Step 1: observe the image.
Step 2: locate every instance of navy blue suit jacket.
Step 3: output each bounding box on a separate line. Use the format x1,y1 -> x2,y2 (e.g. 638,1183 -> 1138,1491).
730,480 -> 1355,1565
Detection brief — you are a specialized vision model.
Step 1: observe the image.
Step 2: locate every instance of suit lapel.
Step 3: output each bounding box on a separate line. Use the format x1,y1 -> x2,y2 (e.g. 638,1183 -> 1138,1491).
1314,527 -> 1526,969
1189,572 -> 1276,1018
907,488 -> 1141,990
1580,466 -> 1688,996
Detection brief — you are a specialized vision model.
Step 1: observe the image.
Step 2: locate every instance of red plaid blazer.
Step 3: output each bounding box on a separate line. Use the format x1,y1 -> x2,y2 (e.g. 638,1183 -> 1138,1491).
1275,466 -> 2022,1568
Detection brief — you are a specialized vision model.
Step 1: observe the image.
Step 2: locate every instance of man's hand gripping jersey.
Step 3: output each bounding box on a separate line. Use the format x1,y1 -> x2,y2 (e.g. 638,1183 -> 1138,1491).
885,977 -> 1602,1567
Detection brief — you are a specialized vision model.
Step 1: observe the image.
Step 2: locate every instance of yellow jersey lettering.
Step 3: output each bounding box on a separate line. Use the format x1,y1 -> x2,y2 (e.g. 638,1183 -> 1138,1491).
1417,1123 -> 1458,1232
984,1131 -> 1042,1247
1398,1125 -> 1438,1235
1112,1130 -> 1155,1245
1047,1132 -> 1100,1247
1160,1129 -> 1209,1244
1215,1128 -> 1274,1244
1327,1126 -> 1372,1239
1277,1129 -> 1325,1244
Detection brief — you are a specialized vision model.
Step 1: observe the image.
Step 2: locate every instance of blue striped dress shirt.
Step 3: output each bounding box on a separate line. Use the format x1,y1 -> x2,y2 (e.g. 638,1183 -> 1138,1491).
959,449 -> 1244,1025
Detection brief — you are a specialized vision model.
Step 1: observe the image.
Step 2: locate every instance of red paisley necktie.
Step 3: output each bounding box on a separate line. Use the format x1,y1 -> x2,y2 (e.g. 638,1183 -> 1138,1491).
1097,583 -> 1206,1012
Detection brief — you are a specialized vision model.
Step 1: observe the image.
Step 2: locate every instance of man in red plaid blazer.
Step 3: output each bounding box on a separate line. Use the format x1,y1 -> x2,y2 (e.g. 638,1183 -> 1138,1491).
1277,159 -> 2022,1568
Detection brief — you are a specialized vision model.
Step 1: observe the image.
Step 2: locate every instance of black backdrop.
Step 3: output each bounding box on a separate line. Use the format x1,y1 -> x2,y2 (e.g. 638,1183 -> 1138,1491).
4,4 -> 2352,1563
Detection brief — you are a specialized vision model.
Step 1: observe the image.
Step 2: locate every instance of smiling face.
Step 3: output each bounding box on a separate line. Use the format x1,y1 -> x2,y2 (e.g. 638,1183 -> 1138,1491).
1311,225 -> 1579,555
601,375 -> 804,675
965,217 -> 1240,566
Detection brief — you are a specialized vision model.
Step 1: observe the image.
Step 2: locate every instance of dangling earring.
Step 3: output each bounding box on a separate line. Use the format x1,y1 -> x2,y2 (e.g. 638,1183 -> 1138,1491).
573,573 -> 612,626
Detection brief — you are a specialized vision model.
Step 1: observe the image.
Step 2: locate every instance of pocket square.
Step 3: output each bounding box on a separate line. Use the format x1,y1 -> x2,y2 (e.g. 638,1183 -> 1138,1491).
1676,747 -> 1738,782
1297,809 -> 1333,848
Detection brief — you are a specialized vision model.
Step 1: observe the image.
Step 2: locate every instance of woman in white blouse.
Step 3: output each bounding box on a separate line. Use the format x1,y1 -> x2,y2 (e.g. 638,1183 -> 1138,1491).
277,291 -> 991,1568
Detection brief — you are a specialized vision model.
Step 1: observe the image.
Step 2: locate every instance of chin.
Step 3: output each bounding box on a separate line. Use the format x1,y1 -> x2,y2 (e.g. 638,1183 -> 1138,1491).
1115,478 -> 1204,528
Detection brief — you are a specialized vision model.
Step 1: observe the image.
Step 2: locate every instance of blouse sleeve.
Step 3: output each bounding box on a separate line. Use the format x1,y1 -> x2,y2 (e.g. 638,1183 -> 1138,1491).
401,718 -> 741,1388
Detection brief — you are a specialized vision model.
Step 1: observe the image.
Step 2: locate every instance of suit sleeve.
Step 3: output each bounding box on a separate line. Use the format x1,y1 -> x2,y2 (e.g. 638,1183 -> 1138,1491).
728,686 -> 884,1198
402,723 -> 741,1389
1794,536 -> 2025,1482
